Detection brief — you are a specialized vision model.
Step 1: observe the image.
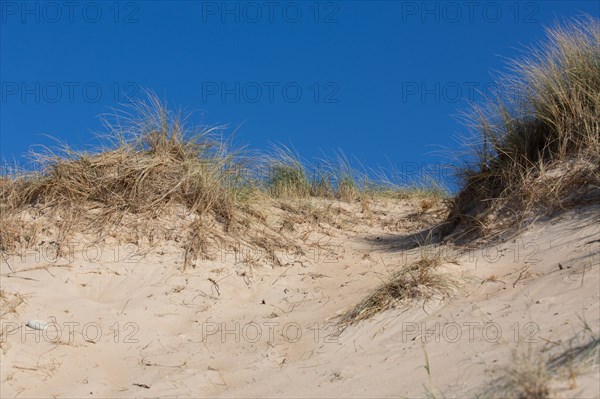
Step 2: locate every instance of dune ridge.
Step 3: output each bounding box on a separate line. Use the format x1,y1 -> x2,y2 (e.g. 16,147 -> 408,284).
1,15 -> 599,399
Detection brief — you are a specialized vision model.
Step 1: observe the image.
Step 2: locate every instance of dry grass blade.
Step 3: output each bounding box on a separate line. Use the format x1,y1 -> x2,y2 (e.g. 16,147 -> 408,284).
0,290 -> 26,352
0,290 -> 24,319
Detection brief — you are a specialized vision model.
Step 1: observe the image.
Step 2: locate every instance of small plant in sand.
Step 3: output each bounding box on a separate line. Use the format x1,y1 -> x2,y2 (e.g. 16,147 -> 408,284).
338,254 -> 458,327
503,349 -> 552,399
480,324 -> 599,399
265,145 -> 313,198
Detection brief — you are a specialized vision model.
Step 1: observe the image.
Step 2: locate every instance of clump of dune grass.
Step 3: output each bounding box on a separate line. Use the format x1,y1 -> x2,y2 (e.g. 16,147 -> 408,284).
338,254 -> 458,327
445,16 -> 600,239
265,145 -> 445,203
320,151 -> 364,201
0,93 -> 446,264
0,95 -> 272,268
33,95 -> 246,221
479,325 -> 599,399
264,145 -> 363,200
264,144 -> 314,198
0,94 -> 255,251
497,348 -> 552,399
359,165 -> 451,214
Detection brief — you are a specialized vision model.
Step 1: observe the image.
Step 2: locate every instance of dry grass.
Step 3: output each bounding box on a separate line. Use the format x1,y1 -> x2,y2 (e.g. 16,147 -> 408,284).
35,96 -> 244,219
264,145 -> 447,203
0,290 -> 26,352
500,349 -> 552,399
0,95 -> 265,264
1,98 -> 251,255
0,212 -> 20,254
0,290 -> 24,319
264,144 -> 313,198
445,16 -> 600,240
1,94 -> 250,241
263,145 -> 362,200
338,254 -> 458,327
0,93 -> 444,264
479,326 -> 600,399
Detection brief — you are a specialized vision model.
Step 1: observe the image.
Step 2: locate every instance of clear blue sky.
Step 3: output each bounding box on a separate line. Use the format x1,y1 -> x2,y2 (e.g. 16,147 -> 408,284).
1,1 -> 598,186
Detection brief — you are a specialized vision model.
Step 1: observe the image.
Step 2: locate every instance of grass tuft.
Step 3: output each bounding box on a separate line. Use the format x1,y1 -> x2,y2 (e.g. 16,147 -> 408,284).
445,16 -> 600,239
501,349 -> 552,399
338,254 -> 458,327
479,326 -> 600,399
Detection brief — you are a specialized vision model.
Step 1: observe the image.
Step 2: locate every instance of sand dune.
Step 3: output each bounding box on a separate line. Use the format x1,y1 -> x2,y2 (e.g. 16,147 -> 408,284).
1,199 -> 598,398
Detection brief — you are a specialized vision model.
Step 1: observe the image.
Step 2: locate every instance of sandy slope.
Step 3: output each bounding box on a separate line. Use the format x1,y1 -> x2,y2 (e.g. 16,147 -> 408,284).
1,200 -> 598,398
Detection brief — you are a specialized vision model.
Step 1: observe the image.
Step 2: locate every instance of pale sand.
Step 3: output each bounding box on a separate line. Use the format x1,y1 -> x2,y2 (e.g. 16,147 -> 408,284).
1,200 -> 598,398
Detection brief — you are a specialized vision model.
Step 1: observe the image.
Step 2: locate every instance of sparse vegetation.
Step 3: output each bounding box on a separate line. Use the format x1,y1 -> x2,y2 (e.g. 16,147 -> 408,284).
0,290 -> 25,353
479,328 -> 600,399
0,15 -> 598,399
338,254 -> 458,327
445,16 -> 600,240
33,96 -> 244,220
0,95 -> 441,259
264,145 -> 313,198
263,145 -> 443,202
497,349 -> 552,399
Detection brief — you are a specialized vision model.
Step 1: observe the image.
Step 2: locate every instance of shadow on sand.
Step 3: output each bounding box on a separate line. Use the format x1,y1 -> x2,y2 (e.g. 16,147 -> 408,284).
361,226 -> 445,253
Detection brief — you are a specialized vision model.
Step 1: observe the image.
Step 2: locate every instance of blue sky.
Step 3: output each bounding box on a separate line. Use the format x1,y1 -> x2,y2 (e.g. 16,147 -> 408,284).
1,1 -> 598,186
